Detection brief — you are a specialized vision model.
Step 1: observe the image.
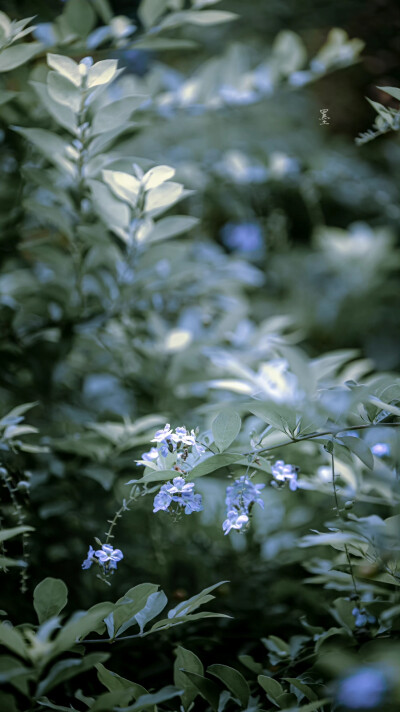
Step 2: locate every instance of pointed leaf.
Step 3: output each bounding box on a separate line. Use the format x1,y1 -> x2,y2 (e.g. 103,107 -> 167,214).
212,410 -> 242,452
208,664 -> 250,707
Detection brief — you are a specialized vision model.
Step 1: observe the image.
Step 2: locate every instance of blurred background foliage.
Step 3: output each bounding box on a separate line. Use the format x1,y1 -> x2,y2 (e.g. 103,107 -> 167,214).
0,0 -> 400,709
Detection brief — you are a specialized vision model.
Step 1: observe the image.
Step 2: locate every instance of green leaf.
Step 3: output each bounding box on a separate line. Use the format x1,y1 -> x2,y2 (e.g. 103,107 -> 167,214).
12,126 -> 72,173
117,685 -> 183,711
96,662 -> 148,697
238,654 -> 263,674
0,692 -> 19,712
246,401 -> 296,434
174,646 -> 204,710
272,30 -> 307,75
128,469 -> 176,484
278,699 -> 330,712
131,37 -> 196,50
340,436 -> 373,469
88,179 -> 131,229
208,664 -> 250,707
179,671 -> 220,712
47,71 -> 81,112
0,402 -> 37,423
378,86 -> 400,102
138,0 -> 168,29
258,675 -> 283,702
52,602 -> 114,656
135,591 -> 168,634
63,0 -> 96,37
88,59 -> 118,88
283,678 -> 318,702
368,395 -> 400,416
190,453 -> 241,478
89,690 -> 137,711
142,165 -> 175,190
0,655 -> 30,685
212,410 -> 241,452
101,169 -> 140,204
159,10 -> 238,29
47,53 -> 80,86
146,215 -> 199,243
0,42 -> 41,72
91,96 -> 146,135
33,578 -> 68,624
0,525 -> 34,543
113,584 -> 161,636
145,182 -> 184,216
166,581 -> 227,622
36,653 -> 109,697
0,555 -> 28,568
0,624 -> 27,659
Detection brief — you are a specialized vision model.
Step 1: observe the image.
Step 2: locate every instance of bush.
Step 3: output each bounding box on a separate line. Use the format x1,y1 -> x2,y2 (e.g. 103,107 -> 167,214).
0,1 -> 400,711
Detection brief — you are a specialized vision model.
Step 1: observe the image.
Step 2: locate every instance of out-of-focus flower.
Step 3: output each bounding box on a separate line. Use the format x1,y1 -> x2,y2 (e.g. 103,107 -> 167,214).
351,606 -> 376,628
226,476 -> 265,511
269,152 -> 299,178
221,222 -> 264,253
336,666 -> 388,709
371,442 -> 390,457
271,460 -> 299,490
256,359 -> 300,404
222,475 -> 265,535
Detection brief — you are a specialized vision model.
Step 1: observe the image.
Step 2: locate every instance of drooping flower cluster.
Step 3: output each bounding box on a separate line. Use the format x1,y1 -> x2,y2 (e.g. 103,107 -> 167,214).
271,460 -> 299,490
222,475 -> 265,534
82,543 -> 123,572
137,424 -> 205,468
153,476 -> 203,516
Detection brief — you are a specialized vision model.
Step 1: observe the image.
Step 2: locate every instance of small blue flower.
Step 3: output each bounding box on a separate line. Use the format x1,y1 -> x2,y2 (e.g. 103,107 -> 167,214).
166,476 -> 195,497
271,460 -> 299,490
351,606 -> 376,628
153,477 -> 202,515
95,544 -> 123,570
221,222 -> 264,253
182,492 -> 203,515
336,666 -> 388,709
152,423 -> 174,444
371,443 -> 390,457
142,447 -> 159,462
222,510 -> 249,535
82,545 -> 95,570
225,476 -> 265,511
153,487 -> 173,512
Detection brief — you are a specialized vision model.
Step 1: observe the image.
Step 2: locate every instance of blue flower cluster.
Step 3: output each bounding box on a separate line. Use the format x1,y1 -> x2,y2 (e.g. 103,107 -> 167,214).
137,424 -> 206,468
82,543 -> 123,572
153,476 -> 203,515
271,460 -> 299,490
222,476 -> 265,534
352,605 -> 376,628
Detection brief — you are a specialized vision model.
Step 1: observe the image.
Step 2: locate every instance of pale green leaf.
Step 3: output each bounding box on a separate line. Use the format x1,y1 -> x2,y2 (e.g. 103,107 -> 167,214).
33,578 -> 68,624
212,410 -> 241,452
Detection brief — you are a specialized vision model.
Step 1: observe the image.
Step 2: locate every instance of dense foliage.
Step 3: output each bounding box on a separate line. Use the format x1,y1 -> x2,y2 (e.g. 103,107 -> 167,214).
0,1 -> 400,711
